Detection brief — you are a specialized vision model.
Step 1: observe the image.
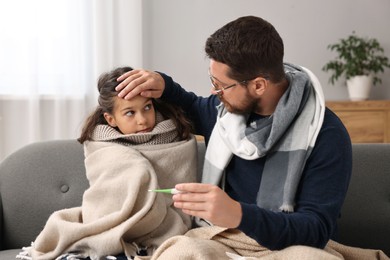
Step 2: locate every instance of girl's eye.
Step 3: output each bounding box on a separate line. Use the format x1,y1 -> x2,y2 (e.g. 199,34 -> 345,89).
144,104 -> 153,111
125,111 -> 134,116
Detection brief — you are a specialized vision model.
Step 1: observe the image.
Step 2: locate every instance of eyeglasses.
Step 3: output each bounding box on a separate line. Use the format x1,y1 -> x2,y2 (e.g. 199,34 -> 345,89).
209,75 -> 247,96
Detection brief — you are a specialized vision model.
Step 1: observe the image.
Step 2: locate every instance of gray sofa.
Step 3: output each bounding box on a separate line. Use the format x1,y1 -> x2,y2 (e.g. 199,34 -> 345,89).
1,140 -> 389,259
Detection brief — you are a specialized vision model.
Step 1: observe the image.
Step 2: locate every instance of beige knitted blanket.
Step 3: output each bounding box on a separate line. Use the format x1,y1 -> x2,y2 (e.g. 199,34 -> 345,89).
29,136 -> 197,260
135,226 -> 389,260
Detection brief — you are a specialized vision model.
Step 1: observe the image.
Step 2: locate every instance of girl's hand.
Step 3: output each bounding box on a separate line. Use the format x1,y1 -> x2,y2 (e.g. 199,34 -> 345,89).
116,69 -> 165,100
173,183 -> 242,228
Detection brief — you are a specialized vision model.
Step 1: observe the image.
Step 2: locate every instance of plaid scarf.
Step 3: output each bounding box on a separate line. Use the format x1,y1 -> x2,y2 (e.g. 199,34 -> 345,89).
202,64 -> 325,212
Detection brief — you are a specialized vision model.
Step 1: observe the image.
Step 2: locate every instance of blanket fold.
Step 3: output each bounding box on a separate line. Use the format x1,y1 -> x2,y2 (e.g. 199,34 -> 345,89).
135,227 -> 389,260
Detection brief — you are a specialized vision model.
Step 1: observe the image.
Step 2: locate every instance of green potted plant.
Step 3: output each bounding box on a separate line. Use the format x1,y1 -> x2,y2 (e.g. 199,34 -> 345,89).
322,32 -> 390,101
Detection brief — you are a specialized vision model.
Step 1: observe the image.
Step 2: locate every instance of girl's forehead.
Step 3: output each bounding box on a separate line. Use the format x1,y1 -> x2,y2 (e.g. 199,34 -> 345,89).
114,95 -> 152,110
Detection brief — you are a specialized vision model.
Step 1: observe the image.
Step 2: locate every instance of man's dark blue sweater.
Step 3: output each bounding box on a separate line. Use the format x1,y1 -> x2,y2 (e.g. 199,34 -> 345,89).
159,72 -> 352,250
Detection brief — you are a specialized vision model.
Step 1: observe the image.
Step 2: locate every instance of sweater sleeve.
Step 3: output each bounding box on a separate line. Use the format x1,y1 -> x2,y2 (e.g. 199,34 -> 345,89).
237,109 -> 352,250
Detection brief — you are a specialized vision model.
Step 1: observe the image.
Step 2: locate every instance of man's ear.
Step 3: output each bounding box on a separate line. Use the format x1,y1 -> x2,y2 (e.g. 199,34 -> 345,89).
251,77 -> 268,96
104,112 -> 117,127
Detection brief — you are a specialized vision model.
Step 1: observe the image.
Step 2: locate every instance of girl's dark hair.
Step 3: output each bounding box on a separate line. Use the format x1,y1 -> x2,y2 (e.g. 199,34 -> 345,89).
205,16 -> 285,84
78,67 -> 193,144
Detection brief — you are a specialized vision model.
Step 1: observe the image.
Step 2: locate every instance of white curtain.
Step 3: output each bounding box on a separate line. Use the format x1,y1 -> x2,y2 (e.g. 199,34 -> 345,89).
0,0 -> 143,161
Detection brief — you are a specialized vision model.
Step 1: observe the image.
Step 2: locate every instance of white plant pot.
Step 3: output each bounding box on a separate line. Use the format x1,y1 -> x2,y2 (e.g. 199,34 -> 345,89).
346,75 -> 373,101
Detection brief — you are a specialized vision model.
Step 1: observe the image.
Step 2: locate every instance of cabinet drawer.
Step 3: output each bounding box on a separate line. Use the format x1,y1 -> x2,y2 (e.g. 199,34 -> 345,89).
336,111 -> 386,143
326,100 -> 390,143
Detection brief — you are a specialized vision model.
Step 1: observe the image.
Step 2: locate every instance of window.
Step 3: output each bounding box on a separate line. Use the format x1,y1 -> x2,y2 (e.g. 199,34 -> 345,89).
0,0 -> 92,96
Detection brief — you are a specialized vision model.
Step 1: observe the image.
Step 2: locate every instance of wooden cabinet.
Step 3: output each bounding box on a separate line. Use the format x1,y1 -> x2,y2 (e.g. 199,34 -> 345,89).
326,100 -> 390,143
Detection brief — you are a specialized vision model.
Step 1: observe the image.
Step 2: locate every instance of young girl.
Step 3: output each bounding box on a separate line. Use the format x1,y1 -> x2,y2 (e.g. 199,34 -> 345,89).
24,67 -> 198,260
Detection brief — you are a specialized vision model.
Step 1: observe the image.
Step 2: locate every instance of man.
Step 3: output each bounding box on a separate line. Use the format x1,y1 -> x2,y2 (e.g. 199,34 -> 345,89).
116,16 -> 352,258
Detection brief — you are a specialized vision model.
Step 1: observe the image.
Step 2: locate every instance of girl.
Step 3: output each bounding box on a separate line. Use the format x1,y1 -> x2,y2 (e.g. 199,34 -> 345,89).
25,67 -> 198,260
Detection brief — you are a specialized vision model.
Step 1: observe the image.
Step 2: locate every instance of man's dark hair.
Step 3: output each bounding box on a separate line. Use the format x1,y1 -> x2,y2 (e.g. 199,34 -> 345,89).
205,16 -> 285,83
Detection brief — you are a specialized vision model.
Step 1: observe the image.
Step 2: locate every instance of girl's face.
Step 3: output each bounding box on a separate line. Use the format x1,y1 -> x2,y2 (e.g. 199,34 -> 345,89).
104,95 -> 156,135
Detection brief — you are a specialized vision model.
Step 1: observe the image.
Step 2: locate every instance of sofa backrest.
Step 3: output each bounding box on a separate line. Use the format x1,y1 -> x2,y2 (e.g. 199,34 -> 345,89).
337,143 -> 390,256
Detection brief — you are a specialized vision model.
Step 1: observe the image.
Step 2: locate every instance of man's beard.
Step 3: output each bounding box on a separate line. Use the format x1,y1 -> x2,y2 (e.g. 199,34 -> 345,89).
219,92 -> 258,115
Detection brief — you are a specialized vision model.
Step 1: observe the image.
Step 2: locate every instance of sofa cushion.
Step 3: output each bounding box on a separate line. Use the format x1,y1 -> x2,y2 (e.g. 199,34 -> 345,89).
0,249 -> 21,259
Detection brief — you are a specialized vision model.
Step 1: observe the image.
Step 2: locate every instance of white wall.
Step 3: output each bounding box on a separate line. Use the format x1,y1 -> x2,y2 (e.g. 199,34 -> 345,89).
142,0 -> 390,100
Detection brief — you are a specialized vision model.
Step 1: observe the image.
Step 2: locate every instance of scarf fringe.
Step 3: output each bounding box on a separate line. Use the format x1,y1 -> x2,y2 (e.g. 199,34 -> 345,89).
279,204 -> 294,213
